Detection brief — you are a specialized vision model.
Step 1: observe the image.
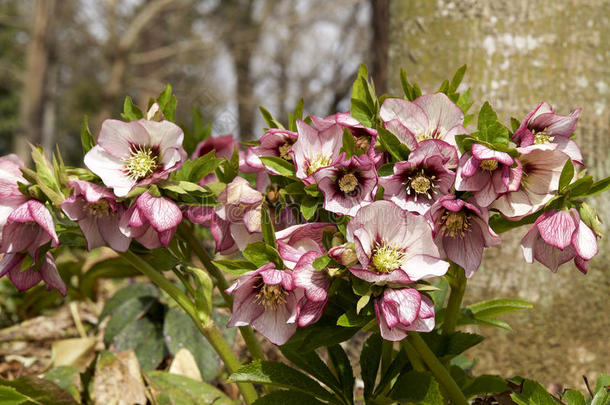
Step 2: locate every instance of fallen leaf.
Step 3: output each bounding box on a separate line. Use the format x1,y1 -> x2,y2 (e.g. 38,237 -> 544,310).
92,350 -> 147,405
51,338 -> 97,372
168,348 -> 203,382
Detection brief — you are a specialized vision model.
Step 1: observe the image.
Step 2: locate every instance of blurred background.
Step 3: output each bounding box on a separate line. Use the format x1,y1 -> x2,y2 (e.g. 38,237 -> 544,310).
0,0 -> 608,390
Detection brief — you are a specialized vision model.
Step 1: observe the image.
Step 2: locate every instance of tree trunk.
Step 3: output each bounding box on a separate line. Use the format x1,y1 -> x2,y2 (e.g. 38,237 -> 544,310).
15,0 -> 56,163
389,0 -> 609,387
370,0 -> 389,95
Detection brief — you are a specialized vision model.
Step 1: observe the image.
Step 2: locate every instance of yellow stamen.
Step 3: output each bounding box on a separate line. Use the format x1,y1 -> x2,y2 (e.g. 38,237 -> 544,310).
338,173 -> 358,194
480,159 -> 498,171
307,154 -> 332,175
86,200 -> 111,218
124,146 -> 158,180
254,284 -> 288,309
372,240 -> 406,273
278,142 -> 293,161
441,211 -> 471,238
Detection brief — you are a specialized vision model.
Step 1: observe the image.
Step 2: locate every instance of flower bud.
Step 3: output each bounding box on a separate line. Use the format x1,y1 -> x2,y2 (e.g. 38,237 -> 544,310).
328,242 -> 358,267
578,202 -> 604,236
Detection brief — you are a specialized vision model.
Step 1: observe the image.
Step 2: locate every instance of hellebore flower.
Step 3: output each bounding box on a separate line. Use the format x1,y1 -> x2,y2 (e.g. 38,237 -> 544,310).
0,252 -> 66,296
0,154 -> 28,232
490,144 -> 568,219
84,118 -> 187,197
293,251 -> 330,327
379,93 -> 467,150
375,288 -> 435,341
427,195 -> 501,277
275,222 -> 336,269
292,119 -> 344,184
119,192 -> 182,249
513,102 -> 582,164
313,154 -> 378,216
311,113 -> 382,164
380,140 -> 457,214
346,201 -> 448,284
0,200 -> 59,257
245,129 -> 298,172
61,180 -> 131,251
185,205 -> 238,255
328,242 -> 359,267
455,143 -> 522,207
226,263 -> 299,345
520,209 -> 598,273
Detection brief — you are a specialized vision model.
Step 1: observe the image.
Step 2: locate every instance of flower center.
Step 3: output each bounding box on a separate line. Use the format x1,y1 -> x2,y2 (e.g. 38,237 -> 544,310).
307,154 -> 333,175
480,159 -> 498,172
124,146 -> 158,180
278,142 -> 293,161
85,200 -> 111,218
405,170 -> 437,201
440,210 -> 471,238
354,135 -> 371,151
533,130 -> 554,145
416,127 -> 442,142
338,173 -> 358,194
411,175 -> 431,194
254,283 -> 288,309
372,240 -> 406,273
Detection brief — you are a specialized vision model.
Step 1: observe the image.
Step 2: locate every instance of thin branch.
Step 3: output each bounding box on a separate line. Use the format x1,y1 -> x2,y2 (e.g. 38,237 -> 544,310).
129,38 -> 213,64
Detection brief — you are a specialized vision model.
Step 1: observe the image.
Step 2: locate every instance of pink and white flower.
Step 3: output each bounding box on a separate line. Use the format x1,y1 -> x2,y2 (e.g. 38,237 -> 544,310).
455,143 -> 522,207
0,200 -> 59,257
245,129 -> 298,172
84,118 -> 187,197
520,209 -> 598,273
313,155 -> 378,216
380,140 -> 457,214
375,288 -> 435,341
293,251 -> 330,327
513,102 -> 582,164
61,180 -> 131,251
0,252 -> 66,296
379,93 -> 467,150
226,263 -> 299,345
119,192 -> 182,249
292,119 -> 344,184
427,195 -> 500,277
346,201 -> 448,284
275,222 -> 336,269
0,154 -> 28,233
490,144 -> 568,219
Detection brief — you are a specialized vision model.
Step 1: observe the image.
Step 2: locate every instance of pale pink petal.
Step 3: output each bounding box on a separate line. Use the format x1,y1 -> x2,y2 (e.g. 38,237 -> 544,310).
97,119 -> 150,159
571,220 -> 598,260
536,210 -> 576,250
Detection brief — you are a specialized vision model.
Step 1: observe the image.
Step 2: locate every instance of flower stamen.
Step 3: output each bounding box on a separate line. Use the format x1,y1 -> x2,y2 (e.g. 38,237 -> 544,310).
480,159 -> 499,172
338,173 -> 359,194
372,240 -> 406,273
85,200 -> 111,218
254,283 -> 288,309
278,142 -> 293,161
440,210 -> 471,238
307,153 -> 333,175
124,146 -> 158,180
533,130 -> 554,145
405,170 -> 438,201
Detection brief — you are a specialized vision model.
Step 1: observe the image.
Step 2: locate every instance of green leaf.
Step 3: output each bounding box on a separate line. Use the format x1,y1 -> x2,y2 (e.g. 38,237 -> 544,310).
0,376 -> 78,405
173,152 -> 224,184
336,310 -> 371,327
44,366 -> 81,403
421,331 -> 484,360
462,375 -> 510,398
229,361 -> 333,400
279,347 -> 342,394
467,298 -> 533,318
457,88 -> 474,115
146,371 -> 234,405
99,283 -> 159,321
390,370 -> 444,404
511,380 -> 557,405
511,117 -> 522,132
356,294 -> 370,314
562,389 -> 586,405
253,390 -> 326,405
289,99 -> 304,132
342,128 -> 356,158
377,162 -> 394,177
489,211 -> 542,234
300,196 -> 319,221
260,106 -> 285,129
80,116 -> 95,155
327,345 -> 354,402
449,65 -> 467,93
103,294 -> 156,345
350,64 -> 374,126
400,67 -> 415,101
213,260 -> 258,275
559,159 -> 575,191
0,386 -> 28,404
259,156 -> 297,178
377,127 -> 410,161
360,333 -> 382,400
580,176 -> 610,197
243,242 -> 283,268
312,254 -> 332,270
566,175 -> 594,197
121,96 -> 144,121
283,324 -> 359,352
79,258 -> 139,299
592,387 -> 610,405
477,102 -> 509,145
261,206 -> 277,249
157,84 -> 177,122
594,374 -> 610,395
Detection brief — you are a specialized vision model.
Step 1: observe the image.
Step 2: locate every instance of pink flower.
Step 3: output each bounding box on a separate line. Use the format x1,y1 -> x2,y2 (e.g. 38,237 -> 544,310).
0,200 -> 59,257
185,206 -> 239,255
379,93 -> 467,150
293,251 -> 330,327
313,155 -> 378,216
454,143 -> 522,207
427,195 -> 500,277
520,209 -> 598,273
276,222 -> 336,269
245,129 -> 298,172
292,119 -> 344,184
119,192 -> 182,249
311,113 -> 382,164
375,288 -> 435,341
226,263 -> 299,345
346,201 -> 448,284
328,242 -> 359,267
0,154 -> 28,233
490,144 -> 568,219
84,118 -> 187,197
193,134 -> 258,181
0,252 -> 66,296
380,140 -> 457,214
513,102 -> 582,164
61,181 -> 131,251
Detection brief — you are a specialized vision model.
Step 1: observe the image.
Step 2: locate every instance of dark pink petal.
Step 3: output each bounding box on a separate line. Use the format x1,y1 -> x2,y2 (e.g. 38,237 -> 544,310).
374,298 -> 407,341
39,253 -> 66,296
8,265 -> 42,292
136,193 -> 182,232
79,216 -> 106,250
471,144 -> 513,166
536,210 -> 576,250
293,251 -> 330,302
348,267 -> 413,284
226,275 -> 265,327
98,212 -> 131,252
296,297 -> 327,328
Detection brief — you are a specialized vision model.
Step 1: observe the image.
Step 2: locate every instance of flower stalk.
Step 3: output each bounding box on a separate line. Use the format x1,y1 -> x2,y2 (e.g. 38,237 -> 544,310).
442,263 -> 466,335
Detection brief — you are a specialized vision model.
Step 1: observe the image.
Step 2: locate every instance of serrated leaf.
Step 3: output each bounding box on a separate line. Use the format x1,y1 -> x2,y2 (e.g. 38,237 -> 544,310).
511,380 -> 557,405
327,345 -> 354,402
260,106 -> 284,129
400,67 -> 414,100
377,127 -> 410,161
121,96 -> 143,121
342,128 -> 355,158
477,102 -> 509,145
229,361 -> 333,400
80,117 -> 95,154
172,152 -> 224,183
261,206 -> 277,249
579,176 -> 610,197
462,375 -> 510,398
562,389 -> 586,405
449,65 -> 467,93
157,84 -> 177,122
390,370 -> 444,404
312,254 -> 332,270
279,347 -> 342,395
99,283 -> 159,321
44,366 -> 82,403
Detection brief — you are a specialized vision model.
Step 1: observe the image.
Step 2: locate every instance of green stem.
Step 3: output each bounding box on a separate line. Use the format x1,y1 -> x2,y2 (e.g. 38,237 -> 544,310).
119,251 -> 258,405
177,224 -> 265,362
400,340 -> 425,372
407,332 -> 468,405
442,263 -> 466,335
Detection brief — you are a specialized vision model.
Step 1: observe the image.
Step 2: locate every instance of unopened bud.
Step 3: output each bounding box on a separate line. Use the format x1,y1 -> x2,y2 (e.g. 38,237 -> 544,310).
578,202 -> 604,236
146,102 -> 165,121
328,242 -> 358,267
331,233 -> 345,248
266,186 -> 280,203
